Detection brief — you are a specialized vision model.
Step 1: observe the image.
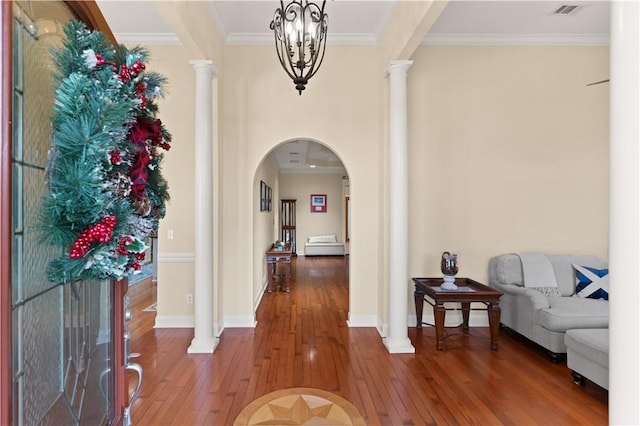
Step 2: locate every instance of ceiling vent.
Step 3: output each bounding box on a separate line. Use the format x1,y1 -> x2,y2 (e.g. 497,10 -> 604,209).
552,4 -> 580,15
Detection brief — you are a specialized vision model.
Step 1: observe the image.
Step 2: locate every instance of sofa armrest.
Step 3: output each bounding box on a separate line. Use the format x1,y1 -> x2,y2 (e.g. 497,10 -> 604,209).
491,281 -> 550,310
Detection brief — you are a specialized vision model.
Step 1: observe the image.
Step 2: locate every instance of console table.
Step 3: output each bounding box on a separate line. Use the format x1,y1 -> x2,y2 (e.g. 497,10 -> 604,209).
413,277 -> 503,350
266,244 -> 292,292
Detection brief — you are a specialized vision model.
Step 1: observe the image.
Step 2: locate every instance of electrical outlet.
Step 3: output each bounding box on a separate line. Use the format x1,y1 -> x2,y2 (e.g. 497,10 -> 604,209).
186,293 -> 193,304
167,229 -> 174,240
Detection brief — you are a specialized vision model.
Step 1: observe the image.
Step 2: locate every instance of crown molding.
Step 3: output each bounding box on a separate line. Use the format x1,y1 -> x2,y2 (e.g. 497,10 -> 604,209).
422,33 -> 610,46
158,253 -> 195,263
224,32 -> 378,46
115,31 -> 609,48
114,32 -> 181,46
327,32 -> 379,46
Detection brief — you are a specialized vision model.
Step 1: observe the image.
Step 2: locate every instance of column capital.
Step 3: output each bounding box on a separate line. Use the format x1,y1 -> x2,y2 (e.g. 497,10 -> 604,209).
385,60 -> 413,77
189,59 -> 218,75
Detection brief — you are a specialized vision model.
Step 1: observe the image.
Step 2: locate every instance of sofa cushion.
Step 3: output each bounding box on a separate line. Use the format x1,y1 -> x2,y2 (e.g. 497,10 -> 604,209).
565,328 -> 609,369
537,297 -> 609,332
573,264 -> 609,300
307,234 -> 337,244
548,255 -> 606,296
494,254 -> 525,287
492,254 -> 606,296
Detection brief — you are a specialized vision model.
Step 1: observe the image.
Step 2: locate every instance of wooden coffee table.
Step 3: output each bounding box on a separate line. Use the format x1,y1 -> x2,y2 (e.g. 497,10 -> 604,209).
413,277 -> 503,350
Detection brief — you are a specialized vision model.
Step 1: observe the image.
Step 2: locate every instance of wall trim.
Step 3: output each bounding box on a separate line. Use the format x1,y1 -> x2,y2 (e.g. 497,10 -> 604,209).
215,323 -> 224,338
117,31 -> 611,48
254,280 -> 268,311
422,33 -> 610,46
154,315 -> 194,328
158,252 -> 195,263
224,315 -> 256,328
346,314 -> 378,328
409,307 -> 490,328
114,32 -> 181,45
376,317 -> 387,338
224,32 -> 378,46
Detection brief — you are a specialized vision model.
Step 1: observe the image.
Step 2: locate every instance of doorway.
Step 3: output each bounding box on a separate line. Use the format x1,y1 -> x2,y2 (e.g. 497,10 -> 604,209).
254,140 -> 350,312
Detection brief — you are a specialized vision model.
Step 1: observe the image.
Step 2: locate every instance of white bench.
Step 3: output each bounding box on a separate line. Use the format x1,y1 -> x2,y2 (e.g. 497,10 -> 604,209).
304,234 -> 345,256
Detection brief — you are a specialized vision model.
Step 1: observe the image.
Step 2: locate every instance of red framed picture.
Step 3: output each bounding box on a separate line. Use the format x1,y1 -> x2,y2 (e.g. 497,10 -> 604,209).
310,194 -> 327,212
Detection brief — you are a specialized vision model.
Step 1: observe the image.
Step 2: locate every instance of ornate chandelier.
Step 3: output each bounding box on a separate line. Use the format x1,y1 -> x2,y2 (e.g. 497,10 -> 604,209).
270,1 -> 328,95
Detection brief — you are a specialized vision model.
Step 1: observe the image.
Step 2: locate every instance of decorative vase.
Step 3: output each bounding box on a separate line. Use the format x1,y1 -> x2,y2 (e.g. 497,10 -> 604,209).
441,251 -> 458,290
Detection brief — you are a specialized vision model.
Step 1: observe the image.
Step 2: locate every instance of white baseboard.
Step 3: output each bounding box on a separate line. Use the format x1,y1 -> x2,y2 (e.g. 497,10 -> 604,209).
157,252 -> 195,263
154,315 -> 195,328
409,308 -> 490,328
154,315 -> 256,329
224,315 -> 256,328
346,314 -> 378,328
254,280 -> 268,311
368,307 -> 491,338
187,337 -> 219,354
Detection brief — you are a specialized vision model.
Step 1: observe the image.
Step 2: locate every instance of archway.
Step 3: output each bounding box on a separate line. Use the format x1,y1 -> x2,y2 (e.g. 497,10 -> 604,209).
252,139 -> 351,319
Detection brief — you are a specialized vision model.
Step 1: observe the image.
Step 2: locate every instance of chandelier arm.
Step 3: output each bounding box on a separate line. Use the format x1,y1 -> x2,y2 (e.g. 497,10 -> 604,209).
303,35 -> 327,81
301,17 -> 327,80
273,33 -> 299,82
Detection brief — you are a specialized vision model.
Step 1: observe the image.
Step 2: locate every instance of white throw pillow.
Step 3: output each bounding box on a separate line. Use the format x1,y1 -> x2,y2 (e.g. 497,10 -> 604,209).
308,234 -> 337,244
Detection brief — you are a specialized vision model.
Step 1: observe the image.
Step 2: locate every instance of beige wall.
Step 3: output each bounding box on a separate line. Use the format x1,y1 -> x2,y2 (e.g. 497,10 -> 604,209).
146,39 -> 609,332
279,173 -> 346,254
252,156 -> 280,311
144,44 -> 197,325
220,44 -> 382,325
407,45 -> 609,290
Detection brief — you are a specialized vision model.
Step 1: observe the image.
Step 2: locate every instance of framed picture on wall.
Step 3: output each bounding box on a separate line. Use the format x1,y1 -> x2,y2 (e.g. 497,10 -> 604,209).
310,194 -> 327,213
267,186 -> 272,212
260,181 -> 267,211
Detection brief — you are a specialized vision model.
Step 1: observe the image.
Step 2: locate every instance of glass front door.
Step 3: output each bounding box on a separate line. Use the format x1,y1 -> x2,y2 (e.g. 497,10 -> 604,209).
10,2 -> 115,424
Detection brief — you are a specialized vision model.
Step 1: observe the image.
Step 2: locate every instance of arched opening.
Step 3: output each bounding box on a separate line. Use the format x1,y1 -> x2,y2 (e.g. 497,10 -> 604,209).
252,139 -> 351,319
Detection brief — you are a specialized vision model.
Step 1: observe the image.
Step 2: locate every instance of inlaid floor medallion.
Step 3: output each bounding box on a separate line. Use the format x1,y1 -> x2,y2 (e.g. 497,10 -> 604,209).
233,387 -> 366,425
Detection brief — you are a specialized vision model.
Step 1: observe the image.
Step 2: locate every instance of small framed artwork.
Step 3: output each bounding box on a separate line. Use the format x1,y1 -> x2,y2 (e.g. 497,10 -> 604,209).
310,194 -> 327,213
260,181 -> 272,212
260,181 -> 267,212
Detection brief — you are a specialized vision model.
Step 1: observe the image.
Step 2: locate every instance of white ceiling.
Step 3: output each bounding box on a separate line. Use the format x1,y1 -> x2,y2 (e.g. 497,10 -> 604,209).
97,1 -> 611,46
96,0 -> 611,173
271,140 -> 348,174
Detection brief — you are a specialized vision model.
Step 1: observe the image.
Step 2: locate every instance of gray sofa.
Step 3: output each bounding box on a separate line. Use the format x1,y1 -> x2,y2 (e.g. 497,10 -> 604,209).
488,253 -> 609,361
565,328 -> 609,389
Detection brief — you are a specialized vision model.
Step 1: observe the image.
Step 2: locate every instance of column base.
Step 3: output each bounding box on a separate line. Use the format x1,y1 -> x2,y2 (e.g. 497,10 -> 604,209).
187,336 -> 219,354
383,337 -> 415,354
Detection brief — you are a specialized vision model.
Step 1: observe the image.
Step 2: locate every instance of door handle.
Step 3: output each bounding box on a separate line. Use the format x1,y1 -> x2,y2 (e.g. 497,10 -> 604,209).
123,362 -> 143,426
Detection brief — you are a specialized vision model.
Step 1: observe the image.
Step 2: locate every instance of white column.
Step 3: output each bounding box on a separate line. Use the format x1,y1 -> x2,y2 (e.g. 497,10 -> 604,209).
188,60 -> 218,354
384,60 -> 415,354
609,2 -> 640,423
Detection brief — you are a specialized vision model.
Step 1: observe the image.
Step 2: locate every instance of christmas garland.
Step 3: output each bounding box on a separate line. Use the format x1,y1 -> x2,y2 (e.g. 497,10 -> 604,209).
42,20 -> 171,282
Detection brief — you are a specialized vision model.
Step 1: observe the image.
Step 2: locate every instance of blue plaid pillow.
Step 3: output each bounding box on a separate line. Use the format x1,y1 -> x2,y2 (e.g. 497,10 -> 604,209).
573,264 -> 609,300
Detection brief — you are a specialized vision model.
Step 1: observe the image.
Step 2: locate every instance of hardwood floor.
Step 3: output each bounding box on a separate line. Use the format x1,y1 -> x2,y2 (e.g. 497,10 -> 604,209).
127,256 -> 608,425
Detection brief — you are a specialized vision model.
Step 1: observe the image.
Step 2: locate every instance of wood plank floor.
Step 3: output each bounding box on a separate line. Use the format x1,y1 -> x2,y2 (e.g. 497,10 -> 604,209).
127,256 -> 608,425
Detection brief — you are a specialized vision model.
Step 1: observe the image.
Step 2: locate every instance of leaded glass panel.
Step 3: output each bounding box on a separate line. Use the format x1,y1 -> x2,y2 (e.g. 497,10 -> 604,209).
11,2 -> 115,425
